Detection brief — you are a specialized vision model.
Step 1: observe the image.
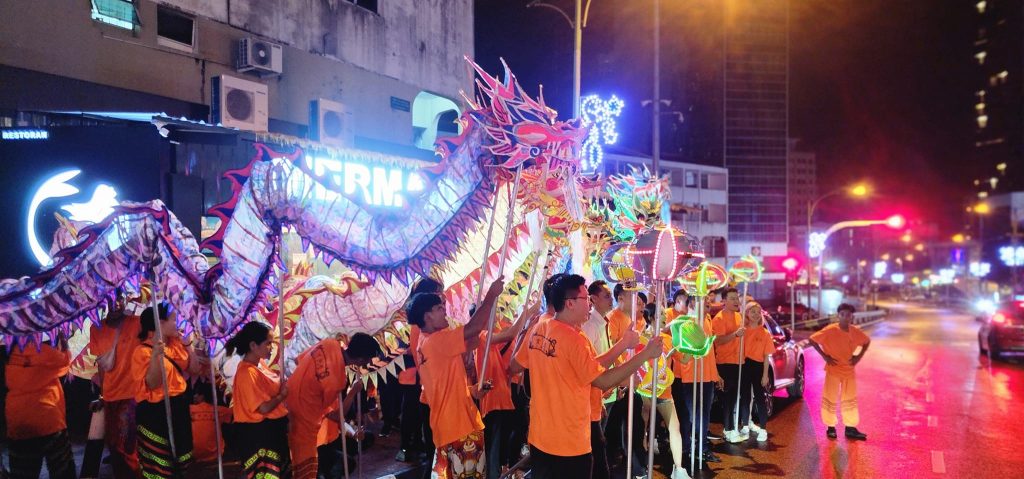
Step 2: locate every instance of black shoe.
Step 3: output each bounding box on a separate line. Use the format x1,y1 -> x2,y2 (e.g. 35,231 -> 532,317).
826,427 -> 837,439
395,449 -> 410,462
845,427 -> 867,440
707,432 -> 723,441
703,451 -> 721,463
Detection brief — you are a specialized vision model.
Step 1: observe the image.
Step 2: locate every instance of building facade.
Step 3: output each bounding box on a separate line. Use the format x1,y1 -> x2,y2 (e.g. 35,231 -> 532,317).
604,153 -> 729,263
788,138 -> 817,253
0,0 -> 473,276
723,0 -> 790,263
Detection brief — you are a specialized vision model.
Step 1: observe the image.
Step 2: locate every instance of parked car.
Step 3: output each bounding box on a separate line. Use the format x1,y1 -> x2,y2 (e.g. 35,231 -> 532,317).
712,311 -> 806,419
979,302 -> 1024,359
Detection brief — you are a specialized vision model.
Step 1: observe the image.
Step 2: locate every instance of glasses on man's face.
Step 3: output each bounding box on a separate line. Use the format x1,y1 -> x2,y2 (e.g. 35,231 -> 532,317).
566,296 -> 591,303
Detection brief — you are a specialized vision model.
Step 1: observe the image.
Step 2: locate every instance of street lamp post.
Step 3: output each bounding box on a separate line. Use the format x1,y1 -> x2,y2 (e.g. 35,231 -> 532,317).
815,215 -> 904,316
527,0 -> 591,117
806,184 -> 868,316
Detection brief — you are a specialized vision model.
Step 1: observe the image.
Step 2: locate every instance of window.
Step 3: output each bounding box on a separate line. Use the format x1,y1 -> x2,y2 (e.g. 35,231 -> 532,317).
91,0 -> 138,30
347,0 -> 378,13
700,173 -> 710,189
684,170 -> 698,187
977,114 -> 989,128
707,173 -> 727,190
976,1 -> 986,14
671,170 -> 684,187
157,6 -> 195,52
706,204 -> 727,223
975,51 -> 987,65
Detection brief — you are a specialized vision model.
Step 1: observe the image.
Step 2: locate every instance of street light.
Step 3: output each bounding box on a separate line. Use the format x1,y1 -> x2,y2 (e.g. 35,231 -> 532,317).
806,182 -> 871,317
782,256 -> 801,331
526,0 -> 592,118
814,214 -> 906,315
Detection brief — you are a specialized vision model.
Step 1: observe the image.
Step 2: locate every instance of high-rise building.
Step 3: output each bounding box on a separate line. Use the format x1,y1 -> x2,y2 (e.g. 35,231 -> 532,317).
788,139 -> 817,252
723,1 -> 790,264
972,0 -> 1023,193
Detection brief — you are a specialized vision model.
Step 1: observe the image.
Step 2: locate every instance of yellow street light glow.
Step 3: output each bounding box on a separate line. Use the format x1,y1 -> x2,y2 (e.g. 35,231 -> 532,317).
901,232 -> 912,243
850,184 -> 869,197
915,243 -> 925,252
905,254 -> 915,261
974,202 -> 991,214
952,233 -> 966,243
881,253 -> 891,261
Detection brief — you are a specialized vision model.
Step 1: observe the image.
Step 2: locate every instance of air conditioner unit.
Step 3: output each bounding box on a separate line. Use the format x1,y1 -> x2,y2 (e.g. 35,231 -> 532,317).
212,74 -> 269,132
237,37 -> 283,75
309,98 -> 354,148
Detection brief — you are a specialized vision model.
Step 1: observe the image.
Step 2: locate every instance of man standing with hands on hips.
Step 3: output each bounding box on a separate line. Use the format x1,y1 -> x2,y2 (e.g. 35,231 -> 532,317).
808,303 -> 871,440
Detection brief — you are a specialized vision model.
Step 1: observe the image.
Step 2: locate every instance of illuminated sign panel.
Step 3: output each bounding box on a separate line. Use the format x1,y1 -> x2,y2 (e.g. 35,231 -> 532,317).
2,129 -> 49,140
26,169 -> 121,266
299,155 -> 427,209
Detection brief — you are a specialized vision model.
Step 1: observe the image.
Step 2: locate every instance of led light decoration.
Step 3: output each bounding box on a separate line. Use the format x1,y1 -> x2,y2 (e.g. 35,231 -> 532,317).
1000,245 -> 1024,267
729,255 -> 763,283
579,94 -> 624,172
2,129 -> 49,140
891,273 -> 905,284
873,261 -> 888,279
26,169 -> 121,266
668,315 -> 715,356
825,260 -> 841,272
627,226 -> 704,281
970,261 -> 992,277
809,232 -> 827,258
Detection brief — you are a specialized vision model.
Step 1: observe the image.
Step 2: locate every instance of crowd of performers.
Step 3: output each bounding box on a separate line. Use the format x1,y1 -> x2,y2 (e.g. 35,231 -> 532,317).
0,271 -> 870,479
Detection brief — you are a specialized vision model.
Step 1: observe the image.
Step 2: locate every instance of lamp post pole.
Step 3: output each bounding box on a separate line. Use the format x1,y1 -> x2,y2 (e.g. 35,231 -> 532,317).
652,0 -> 661,174
573,0 -> 582,118
818,218 -> 898,317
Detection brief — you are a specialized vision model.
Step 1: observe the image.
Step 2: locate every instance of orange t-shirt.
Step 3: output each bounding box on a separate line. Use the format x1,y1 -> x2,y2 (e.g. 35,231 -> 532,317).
607,309 -> 643,344
476,332 -> 515,417
317,399 -> 341,446
671,318 -> 720,383
232,360 -> 288,423
191,402 -> 233,463
418,326 -> 483,447
712,310 -> 744,365
287,339 -> 348,429
810,324 -> 870,378
88,316 -> 142,401
515,319 -> 605,457
4,343 -> 70,440
131,339 -> 190,403
743,326 -> 774,363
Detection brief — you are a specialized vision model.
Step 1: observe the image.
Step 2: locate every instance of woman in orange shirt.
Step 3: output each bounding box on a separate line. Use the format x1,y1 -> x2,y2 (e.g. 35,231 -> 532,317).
226,321 -> 290,479
736,302 -> 773,442
131,303 -> 202,478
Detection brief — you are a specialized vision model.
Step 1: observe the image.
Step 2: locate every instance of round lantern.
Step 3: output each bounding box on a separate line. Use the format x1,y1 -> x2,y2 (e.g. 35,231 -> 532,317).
678,261 -> 730,297
729,254 -> 764,283
668,316 -> 716,357
627,226 -> 704,282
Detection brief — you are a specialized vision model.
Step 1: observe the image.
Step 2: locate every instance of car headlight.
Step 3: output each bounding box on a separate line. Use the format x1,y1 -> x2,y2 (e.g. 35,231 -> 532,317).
976,299 -> 996,314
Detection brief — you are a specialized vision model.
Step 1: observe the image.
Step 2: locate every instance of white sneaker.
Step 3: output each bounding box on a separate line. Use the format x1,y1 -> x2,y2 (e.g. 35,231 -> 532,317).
671,465 -> 693,479
740,426 -> 750,436
749,423 -> 765,434
756,428 -> 768,442
725,429 -> 746,443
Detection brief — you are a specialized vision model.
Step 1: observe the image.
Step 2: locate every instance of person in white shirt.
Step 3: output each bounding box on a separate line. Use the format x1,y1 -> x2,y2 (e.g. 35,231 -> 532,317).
583,280 -> 615,355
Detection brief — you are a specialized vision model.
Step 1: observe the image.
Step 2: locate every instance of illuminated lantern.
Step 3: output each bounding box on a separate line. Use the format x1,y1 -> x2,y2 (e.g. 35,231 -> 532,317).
627,226 -> 704,282
679,261 -> 730,297
636,350 -> 674,398
668,315 -> 716,357
729,255 -> 763,283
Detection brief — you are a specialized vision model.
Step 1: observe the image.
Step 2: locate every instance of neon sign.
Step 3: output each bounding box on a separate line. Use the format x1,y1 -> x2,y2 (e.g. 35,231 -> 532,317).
27,169 -> 121,266
298,155 -> 427,209
580,94 -> 624,172
2,129 -> 49,140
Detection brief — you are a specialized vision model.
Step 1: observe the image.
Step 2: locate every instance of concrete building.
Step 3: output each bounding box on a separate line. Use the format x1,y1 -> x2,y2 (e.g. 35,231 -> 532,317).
0,0 -> 473,276
0,0 -> 472,148
604,153 -> 729,263
788,139 -> 817,253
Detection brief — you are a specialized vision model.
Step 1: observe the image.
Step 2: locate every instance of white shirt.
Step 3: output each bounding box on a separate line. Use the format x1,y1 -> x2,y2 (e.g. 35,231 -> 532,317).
581,308 -> 612,356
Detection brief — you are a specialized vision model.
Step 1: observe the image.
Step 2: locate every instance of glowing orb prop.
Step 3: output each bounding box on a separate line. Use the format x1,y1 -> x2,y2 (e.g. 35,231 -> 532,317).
678,261 -> 730,298
668,316 -> 715,357
626,226 -> 704,282
729,255 -> 763,283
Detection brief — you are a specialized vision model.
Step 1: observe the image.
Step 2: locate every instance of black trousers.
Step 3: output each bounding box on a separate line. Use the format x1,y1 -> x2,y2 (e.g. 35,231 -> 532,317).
529,445 -> 592,479
718,363 -> 740,431
672,380 -> 714,466
399,383 -> 431,452
739,359 -> 769,428
484,410 -> 517,479
379,377 -> 403,433
8,429 -> 76,479
603,393 -> 645,470
590,421 -> 610,479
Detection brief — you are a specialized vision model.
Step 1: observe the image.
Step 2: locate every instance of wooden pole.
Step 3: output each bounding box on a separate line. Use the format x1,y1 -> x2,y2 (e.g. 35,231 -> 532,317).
277,232 -> 288,376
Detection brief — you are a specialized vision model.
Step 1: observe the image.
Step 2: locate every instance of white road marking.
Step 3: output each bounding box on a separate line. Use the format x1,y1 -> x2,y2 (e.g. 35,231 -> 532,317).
931,451 -> 946,474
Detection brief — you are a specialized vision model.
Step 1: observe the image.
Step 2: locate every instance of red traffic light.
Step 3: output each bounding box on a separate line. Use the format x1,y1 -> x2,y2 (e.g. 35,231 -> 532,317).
782,257 -> 800,272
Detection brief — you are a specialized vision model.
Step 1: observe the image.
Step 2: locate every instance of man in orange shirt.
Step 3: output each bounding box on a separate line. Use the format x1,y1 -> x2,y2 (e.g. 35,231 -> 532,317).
397,277 -> 444,463
809,303 -> 871,441
406,278 -> 504,479
509,274 -> 662,479
603,283 -> 647,475
4,339 -> 75,479
287,334 -> 382,479
711,287 -> 745,441
86,295 -> 143,479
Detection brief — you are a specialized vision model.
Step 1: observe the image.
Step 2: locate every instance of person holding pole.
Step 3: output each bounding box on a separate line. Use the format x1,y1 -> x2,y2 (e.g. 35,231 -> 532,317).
287,333 -> 382,479
131,303 -> 205,478
736,302 -> 772,443
603,284 -> 647,476
711,287 -> 745,442
406,278 -> 504,479
226,321 -> 291,479
508,274 -> 662,479
808,303 -> 871,441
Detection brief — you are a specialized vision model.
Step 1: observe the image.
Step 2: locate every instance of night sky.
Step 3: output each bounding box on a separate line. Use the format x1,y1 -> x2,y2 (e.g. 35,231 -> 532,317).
474,0 -> 976,232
